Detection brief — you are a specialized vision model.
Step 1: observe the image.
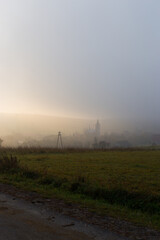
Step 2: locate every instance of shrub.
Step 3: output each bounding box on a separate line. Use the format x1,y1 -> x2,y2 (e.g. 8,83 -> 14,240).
0,155 -> 20,172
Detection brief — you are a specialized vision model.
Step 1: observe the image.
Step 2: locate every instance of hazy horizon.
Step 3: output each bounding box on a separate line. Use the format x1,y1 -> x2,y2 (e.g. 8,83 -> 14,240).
1,0 -> 160,132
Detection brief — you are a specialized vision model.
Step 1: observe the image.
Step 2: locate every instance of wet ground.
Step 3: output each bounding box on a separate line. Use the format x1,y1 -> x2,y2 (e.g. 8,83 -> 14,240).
0,192 -> 126,240
0,183 -> 159,240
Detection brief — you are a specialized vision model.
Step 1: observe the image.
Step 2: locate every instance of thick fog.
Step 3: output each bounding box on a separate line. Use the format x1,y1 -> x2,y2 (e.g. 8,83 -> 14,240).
0,0 -> 160,135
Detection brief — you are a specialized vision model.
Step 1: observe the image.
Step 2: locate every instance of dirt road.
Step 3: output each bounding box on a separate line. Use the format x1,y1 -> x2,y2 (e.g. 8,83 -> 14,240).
0,192 -> 126,240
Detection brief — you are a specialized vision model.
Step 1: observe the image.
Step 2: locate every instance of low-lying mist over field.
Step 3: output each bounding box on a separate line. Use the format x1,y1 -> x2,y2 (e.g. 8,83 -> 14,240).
0,112 -> 160,148
0,112 -> 160,135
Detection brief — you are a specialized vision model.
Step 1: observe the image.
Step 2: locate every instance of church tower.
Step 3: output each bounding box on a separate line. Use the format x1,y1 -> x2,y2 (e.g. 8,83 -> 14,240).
95,120 -> 101,138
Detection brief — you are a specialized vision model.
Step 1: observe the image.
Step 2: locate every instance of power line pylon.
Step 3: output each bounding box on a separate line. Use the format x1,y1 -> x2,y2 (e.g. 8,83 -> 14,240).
56,131 -> 63,149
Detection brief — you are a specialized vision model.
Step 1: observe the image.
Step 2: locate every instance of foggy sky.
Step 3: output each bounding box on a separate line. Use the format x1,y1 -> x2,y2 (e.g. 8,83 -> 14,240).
0,0 -> 160,122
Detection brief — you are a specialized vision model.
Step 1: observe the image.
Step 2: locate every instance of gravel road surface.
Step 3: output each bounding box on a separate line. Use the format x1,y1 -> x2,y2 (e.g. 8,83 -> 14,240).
0,192 -> 126,240
0,183 -> 159,240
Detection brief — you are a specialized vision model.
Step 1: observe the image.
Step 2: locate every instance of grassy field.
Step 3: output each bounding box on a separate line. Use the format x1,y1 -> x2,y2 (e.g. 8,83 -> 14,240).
0,148 -> 160,230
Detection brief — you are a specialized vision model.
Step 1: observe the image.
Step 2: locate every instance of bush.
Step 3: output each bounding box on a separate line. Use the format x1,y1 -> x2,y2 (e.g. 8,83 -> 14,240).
0,155 -> 20,171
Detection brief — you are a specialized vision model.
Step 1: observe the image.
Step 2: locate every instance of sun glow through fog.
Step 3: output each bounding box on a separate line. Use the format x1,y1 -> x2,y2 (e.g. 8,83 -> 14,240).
0,0 -> 160,123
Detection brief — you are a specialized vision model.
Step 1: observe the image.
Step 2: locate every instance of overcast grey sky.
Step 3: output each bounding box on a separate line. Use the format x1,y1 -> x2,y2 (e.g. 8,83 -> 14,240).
0,0 -> 160,121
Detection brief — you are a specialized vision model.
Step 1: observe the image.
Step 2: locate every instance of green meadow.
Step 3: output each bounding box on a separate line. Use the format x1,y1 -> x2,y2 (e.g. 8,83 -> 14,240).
0,148 -> 160,230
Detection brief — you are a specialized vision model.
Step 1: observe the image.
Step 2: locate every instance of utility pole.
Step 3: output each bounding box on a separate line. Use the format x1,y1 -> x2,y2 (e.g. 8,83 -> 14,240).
56,131 -> 63,149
